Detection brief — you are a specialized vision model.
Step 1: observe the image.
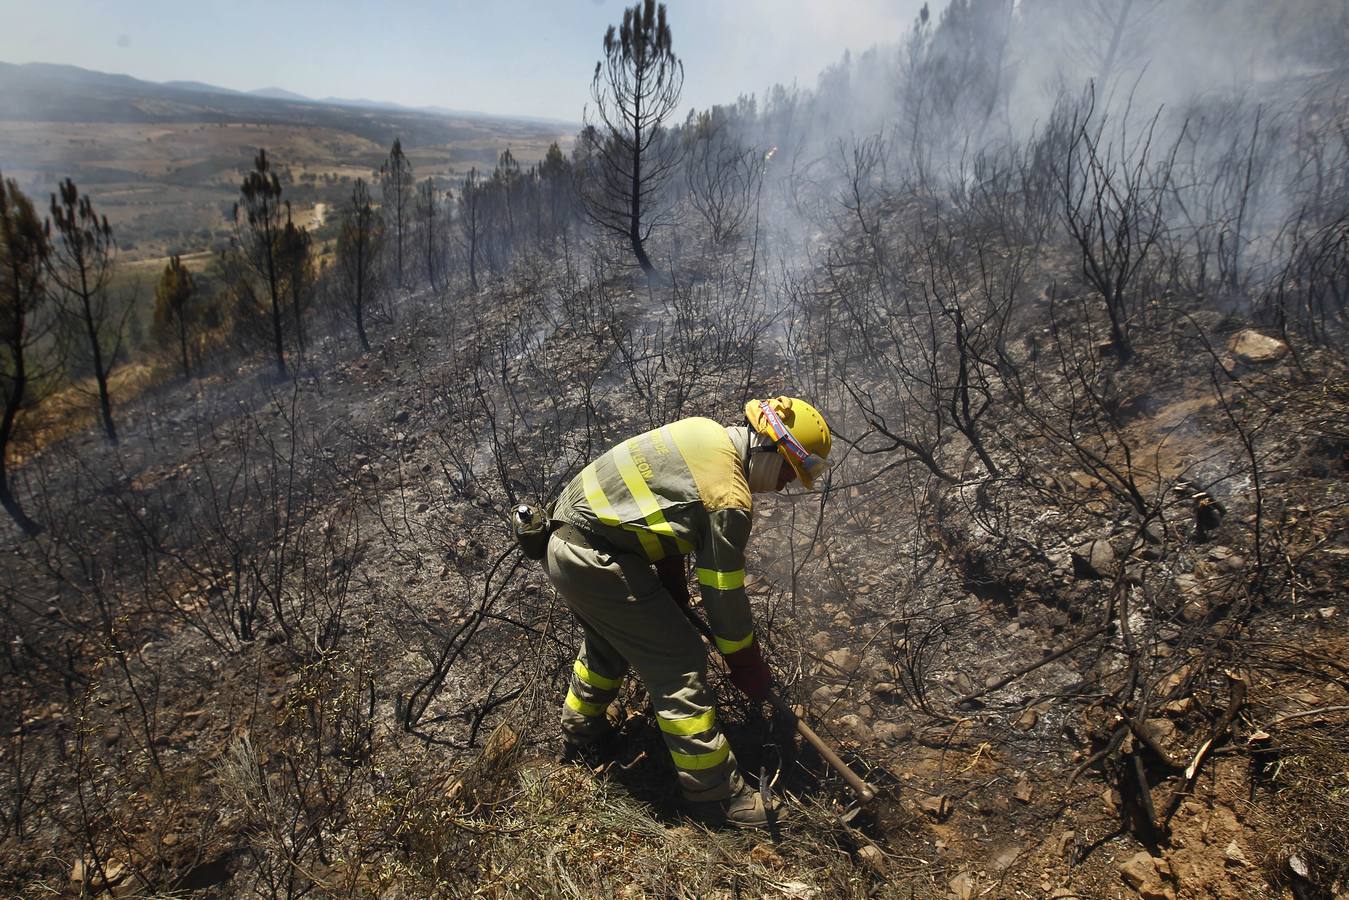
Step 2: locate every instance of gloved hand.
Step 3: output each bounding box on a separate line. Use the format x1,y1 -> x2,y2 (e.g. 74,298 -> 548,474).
724,640 -> 772,700
654,556 -> 692,607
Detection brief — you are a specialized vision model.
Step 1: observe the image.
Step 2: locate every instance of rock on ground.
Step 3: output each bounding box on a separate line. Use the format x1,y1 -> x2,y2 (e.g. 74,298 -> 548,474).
834,713 -> 874,743
856,844 -> 888,875
1228,329 -> 1288,364
822,648 -> 861,673
948,871 -> 976,900
875,721 -> 913,744
1072,539 -> 1117,579
1119,851 -> 1176,900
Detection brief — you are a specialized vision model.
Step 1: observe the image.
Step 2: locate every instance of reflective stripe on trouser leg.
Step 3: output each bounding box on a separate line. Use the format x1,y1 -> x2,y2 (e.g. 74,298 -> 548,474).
559,632 -> 627,744
650,670 -> 738,801
543,530 -> 738,800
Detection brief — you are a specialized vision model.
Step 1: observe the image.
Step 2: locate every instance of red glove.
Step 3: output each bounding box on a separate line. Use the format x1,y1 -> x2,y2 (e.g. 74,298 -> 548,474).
724,641 -> 772,700
654,556 -> 692,606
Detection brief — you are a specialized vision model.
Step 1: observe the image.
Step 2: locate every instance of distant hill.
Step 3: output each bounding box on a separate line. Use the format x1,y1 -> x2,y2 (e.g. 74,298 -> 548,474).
248,86 -> 313,102
0,61 -> 577,136
163,79 -> 241,96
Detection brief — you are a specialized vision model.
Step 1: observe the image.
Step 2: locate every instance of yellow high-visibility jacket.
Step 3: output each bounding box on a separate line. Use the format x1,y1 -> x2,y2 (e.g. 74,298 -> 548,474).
554,417 -> 756,655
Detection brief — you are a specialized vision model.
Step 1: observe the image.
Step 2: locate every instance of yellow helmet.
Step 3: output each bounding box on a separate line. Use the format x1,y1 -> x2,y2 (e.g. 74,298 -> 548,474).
744,396 -> 832,488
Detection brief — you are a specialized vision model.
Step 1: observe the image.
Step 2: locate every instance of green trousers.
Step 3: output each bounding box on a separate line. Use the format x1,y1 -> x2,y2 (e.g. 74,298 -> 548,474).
544,524 -> 740,801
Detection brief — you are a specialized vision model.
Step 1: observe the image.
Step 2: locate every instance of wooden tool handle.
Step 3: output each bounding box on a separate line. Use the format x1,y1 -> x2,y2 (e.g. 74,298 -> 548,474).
677,603 -> 877,803
768,694 -> 876,804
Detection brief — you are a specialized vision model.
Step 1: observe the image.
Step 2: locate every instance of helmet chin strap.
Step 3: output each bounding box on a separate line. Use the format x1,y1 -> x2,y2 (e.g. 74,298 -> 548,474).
746,436 -> 784,493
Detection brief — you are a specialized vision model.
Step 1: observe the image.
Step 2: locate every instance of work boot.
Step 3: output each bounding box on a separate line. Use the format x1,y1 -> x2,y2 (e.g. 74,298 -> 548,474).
560,726 -> 619,766
685,777 -> 786,829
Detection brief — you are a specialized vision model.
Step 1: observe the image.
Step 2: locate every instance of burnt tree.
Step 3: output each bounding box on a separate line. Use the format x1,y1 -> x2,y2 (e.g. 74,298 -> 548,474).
336,179 -> 382,352
47,179 -> 123,443
684,112 -> 764,245
0,176 -> 50,536
539,142 -> 575,253
234,149 -> 289,378
1056,91 -> 1177,361
380,138 -> 414,290
415,178 -> 445,292
277,212 -> 314,363
583,0 -> 684,276
459,168 -> 483,292
152,254 -> 197,380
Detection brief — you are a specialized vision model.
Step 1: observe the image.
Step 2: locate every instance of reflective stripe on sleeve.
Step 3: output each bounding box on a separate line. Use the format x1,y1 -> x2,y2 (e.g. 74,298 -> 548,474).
669,736 -> 731,771
714,631 -> 755,655
656,707 -> 716,737
565,688 -> 606,718
696,567 -> 745,591
573,659 -> 621,691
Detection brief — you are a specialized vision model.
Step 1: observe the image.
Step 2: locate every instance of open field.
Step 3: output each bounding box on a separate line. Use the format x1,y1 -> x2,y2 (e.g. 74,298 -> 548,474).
0,120 -> 566,262
0,63 -> 573,263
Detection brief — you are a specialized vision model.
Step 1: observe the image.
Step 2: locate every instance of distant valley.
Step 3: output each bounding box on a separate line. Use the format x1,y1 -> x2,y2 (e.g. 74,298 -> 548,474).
0,61 -> 574,266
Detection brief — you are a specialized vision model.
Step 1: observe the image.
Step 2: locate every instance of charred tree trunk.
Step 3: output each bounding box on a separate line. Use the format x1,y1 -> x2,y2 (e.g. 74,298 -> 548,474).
266,247 -> 286,378
629,123 -> 655,275
80,288 -> 116,443
355,239 -> 371,353
0,359 -> 39,537
177,315 -> 191,381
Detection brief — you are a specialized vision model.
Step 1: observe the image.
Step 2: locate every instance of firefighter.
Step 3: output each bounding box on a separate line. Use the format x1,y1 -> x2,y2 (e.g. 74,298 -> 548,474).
543,396 -> 831,828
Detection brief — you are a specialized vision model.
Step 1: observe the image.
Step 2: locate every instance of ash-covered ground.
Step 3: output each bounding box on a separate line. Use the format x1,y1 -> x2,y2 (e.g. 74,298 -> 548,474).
2,2 -> 1347,896
2,225 -> 1344,896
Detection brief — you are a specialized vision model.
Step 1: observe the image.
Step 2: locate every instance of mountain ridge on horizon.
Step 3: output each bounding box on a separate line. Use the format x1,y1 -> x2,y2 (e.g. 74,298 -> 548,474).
0,60 -> 578,129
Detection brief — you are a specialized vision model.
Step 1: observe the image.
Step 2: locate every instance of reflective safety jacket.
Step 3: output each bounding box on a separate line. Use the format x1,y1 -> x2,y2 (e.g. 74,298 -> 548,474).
554,417 -> 756,655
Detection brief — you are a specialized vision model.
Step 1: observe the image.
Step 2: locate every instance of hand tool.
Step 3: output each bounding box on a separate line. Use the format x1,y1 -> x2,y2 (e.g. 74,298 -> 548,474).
678,600 -> 877,804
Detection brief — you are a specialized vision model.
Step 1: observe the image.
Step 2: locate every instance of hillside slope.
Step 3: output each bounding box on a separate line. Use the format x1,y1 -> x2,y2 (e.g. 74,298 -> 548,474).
0,231 -> 1343,895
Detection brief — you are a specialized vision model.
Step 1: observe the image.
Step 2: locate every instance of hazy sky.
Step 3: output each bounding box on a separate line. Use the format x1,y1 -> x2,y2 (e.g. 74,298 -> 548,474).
0,0 -> 935,122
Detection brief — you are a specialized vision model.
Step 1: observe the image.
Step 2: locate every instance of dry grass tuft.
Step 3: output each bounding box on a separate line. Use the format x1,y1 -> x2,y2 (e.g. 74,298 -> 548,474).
436,761 -> 878,898
1249,717 -> 1349,895
368,719 -> 885,898
15,359 -> 166,460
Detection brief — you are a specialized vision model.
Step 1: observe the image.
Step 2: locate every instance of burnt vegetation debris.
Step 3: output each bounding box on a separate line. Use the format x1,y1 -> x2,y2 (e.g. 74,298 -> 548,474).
1,0 -> 1348,896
